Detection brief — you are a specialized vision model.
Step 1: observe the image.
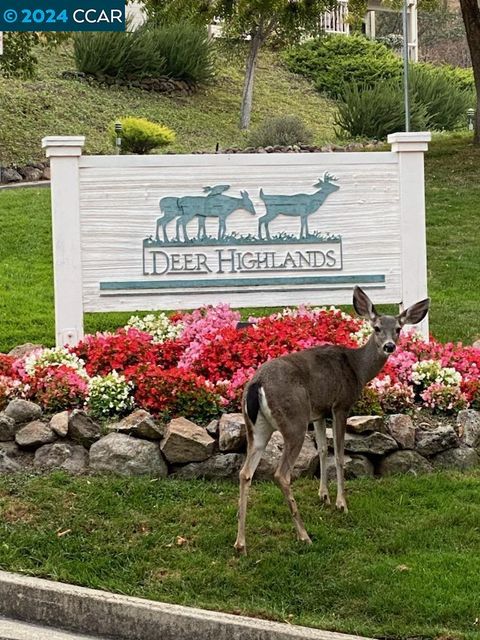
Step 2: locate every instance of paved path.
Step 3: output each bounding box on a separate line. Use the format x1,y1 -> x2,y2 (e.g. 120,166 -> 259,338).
0,616 -> 108,640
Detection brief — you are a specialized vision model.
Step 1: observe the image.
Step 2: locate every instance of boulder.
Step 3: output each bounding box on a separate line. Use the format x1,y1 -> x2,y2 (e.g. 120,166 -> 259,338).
89,433 -> 168,477
49,411 -> 69,437
0,441 -> 24,459
255,432 -> 318,480
173,453 -> 244,480
431,446 -> 480,471
68,410 -> 101,448
378,450 -> 433,476
1,167 -> 22,183
8,343 -> 43,359
347,415 -> 385,434
324,454 -> 375,481
206,419 -> 219,438
218,413 -> 246,452
4,399 -> 42,424
160,417 -> 215,464
34,442 -> 88,474
15,421 -> 56,449
0,450 -> 21,473
18,166 -> 43,182
0,414 -> 16,441
108,409 -> 163,440
415,425 -> 459,457
385,414 -> 416,449
457,410 -> 480,449
327,429 -> 398,456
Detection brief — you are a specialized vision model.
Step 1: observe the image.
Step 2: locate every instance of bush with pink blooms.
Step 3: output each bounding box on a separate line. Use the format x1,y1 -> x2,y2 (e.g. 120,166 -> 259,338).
0,304 -> 479,421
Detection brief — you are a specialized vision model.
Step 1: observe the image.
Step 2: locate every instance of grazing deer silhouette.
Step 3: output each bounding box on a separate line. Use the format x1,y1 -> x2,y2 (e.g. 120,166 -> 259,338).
258,172 -> 340,240
234,287 -> 430,555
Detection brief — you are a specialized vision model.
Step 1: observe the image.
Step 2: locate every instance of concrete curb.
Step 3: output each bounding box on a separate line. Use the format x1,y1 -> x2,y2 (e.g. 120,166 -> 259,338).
0,571 -> 375,640
0,181 -> 50,190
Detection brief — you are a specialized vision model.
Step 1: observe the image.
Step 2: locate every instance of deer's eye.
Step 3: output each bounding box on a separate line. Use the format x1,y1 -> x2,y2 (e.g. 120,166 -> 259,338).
396,327 -> 401,334
374,326 -> 380,333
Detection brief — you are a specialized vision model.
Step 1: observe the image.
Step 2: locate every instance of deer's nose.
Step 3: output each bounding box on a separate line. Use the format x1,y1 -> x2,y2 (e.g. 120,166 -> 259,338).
383,342 -> 396,354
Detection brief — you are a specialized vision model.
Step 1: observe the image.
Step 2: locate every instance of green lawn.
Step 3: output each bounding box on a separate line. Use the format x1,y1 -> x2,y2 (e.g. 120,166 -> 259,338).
1,133 -> 479,352
0,44 -> 336,166
1,470 -> 480,640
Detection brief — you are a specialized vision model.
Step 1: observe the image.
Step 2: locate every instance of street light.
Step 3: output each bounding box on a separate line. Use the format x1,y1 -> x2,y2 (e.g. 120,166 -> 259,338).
467,108 -> 476,131
115,122 -> 123,155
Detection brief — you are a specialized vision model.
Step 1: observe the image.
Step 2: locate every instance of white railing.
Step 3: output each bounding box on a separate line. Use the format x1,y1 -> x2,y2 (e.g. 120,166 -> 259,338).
320,0 -> 349,35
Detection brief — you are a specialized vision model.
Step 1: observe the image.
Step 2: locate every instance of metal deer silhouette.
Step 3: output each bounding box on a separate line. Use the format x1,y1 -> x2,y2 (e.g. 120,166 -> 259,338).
258,172 -> 340,240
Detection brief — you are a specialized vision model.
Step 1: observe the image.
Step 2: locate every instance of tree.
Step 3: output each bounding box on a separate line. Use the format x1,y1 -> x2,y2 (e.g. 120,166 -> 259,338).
132,0 -> 334,129
459,0 -> 480,143
0,32 -> 70,78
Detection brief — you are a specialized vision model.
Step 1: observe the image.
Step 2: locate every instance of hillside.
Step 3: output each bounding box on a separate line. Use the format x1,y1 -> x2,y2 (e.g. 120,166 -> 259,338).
0,43 -> 337,166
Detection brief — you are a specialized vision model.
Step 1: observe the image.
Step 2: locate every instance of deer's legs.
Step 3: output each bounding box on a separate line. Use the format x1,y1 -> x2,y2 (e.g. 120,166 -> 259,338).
332,409 -> 348,513
258,216 -> 272,241
274,430 -> 312,544
313,418 -> 330,505
234,420 -> 273,555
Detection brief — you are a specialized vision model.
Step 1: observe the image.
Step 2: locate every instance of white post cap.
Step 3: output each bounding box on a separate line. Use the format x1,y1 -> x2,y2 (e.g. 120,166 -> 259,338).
388,132 -> 431,152
42,136 -> 86,158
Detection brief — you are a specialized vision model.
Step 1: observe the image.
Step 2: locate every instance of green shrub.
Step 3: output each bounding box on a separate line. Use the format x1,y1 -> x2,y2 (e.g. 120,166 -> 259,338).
247,115 -> 313,147
284,34 -> 402,99
410,64 -> 473,131
74,22 -> 213,84
334,80 -> 428,140
110,117 -> 175,154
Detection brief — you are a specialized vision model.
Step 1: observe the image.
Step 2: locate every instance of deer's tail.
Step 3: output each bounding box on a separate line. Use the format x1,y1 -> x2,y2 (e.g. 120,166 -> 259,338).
245,381 -> 261,425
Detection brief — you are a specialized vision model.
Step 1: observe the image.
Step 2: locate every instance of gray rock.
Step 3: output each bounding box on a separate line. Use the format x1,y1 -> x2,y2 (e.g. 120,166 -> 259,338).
108,409 -> 163,440
173,453 -> 244,479
206,419 -> 219,438
49,411 -> 69,437
15,420 -> 56,449
347,415 -> 385,434
415,425 -> 459,456
255,432 -> 318,480
160,417 -> 215,464
1,167 -> 22,183
34,442 -> 88,474
5,399 -> 42,424
325,454 -> 374,481
379,450 -> 433,476
18,166 -> 43,182
0,450 -> 21,473
0,414 -> 16,441
89,433 -> 168,477
7,343 -> 43,358
0,441 -> 23,459
68,410 -> 101,448
327,428 -> 398,456
457,410 -> 480,449
218,413 -> 246,452
431,446 -> 480,471
473,339 -> 480,349
386,414 -> 416,449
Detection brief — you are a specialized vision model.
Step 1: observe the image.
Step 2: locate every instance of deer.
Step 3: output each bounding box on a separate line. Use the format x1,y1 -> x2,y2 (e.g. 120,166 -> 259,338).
258,172 -> 340,241
234,287 -> 430,555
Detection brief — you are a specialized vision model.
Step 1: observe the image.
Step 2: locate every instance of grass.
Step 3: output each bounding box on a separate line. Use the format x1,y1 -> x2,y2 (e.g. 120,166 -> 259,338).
1,470 -> 480,639
0,43 -> 336,166
1,133 -> 479,352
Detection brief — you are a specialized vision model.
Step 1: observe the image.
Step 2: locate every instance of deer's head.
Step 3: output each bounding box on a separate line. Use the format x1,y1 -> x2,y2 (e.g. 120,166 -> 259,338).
314,172 -> 340,194
241,190 -> 256,216
353,286 -> 430,355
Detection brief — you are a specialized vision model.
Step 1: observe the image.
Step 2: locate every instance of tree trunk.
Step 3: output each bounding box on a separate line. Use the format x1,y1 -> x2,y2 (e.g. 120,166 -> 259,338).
239,30 -> 264,130
460,0 -> 480,143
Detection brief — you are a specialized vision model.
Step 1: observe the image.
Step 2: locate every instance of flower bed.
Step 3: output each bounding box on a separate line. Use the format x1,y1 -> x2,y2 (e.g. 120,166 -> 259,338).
1,304 -> 479,421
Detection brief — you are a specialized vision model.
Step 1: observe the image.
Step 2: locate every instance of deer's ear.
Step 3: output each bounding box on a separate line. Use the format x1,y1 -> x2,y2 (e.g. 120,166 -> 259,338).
353,286 -> 378,322
398,298 -> 430,326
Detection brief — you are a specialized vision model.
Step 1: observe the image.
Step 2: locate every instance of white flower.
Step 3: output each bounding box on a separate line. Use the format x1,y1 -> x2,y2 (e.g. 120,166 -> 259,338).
125,312 -> 183,343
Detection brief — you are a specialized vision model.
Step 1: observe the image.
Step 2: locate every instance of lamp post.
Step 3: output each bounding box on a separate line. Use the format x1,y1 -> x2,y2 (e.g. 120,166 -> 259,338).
402,0 -> 410,132
467,108 -> 475,131
115,122 -> 123,155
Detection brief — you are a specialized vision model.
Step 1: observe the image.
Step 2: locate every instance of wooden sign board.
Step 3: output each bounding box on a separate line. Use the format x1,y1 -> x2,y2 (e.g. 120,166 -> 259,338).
43,133 -> 430,346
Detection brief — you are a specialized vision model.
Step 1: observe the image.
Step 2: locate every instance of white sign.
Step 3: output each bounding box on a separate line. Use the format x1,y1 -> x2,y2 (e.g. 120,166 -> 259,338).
43,133 -> 431,346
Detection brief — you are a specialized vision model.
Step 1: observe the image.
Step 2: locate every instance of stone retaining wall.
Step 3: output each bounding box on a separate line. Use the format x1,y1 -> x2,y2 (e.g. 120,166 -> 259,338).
2,399 -> 479,480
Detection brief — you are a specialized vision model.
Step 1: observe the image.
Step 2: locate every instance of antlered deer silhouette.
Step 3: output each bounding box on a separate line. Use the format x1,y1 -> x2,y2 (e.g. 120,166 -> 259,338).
258,172 -> 340,240
155,186 -> 256,242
